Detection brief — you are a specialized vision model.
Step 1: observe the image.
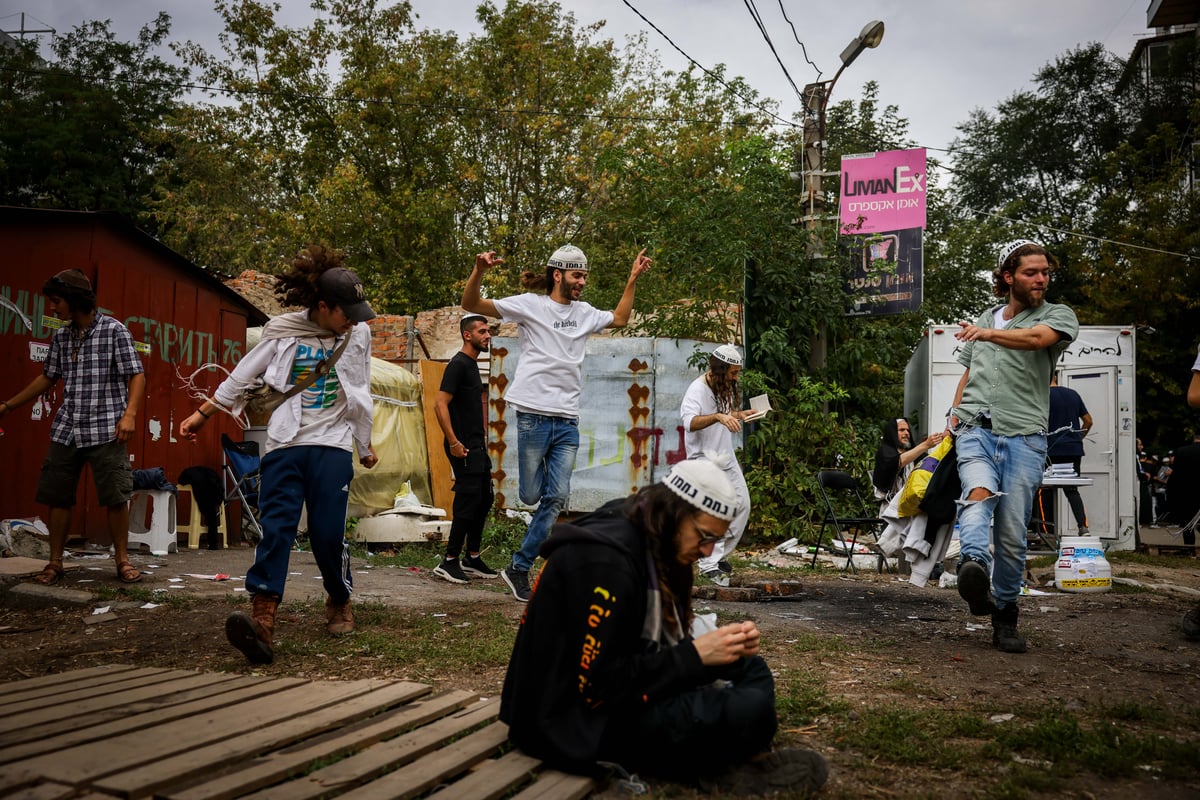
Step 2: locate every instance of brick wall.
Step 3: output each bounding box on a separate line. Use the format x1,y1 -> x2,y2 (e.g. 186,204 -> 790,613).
367,315 -> 414,362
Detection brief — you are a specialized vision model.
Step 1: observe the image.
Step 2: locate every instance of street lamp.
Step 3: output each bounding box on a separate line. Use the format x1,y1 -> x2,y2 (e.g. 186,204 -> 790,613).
802,20 -> 885,372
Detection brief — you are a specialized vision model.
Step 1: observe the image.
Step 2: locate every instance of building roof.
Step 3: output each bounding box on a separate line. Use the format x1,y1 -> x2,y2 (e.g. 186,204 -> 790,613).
1148,0 -> 1200,28
0,206 -> 270,326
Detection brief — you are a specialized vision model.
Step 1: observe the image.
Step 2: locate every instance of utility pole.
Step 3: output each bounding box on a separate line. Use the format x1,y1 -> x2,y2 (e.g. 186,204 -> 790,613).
0,13 -> 55,41
800,21 -> 885,374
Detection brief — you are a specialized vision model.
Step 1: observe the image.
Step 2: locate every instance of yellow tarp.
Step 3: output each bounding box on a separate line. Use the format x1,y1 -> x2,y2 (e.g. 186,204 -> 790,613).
348,358 -> 433,516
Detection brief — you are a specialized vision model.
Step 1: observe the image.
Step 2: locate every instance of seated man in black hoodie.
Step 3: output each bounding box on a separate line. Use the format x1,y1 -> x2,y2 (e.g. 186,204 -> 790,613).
499,459 -> 828,795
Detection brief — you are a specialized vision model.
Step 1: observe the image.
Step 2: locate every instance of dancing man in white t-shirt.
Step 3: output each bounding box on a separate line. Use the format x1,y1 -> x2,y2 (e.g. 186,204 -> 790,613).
463,245 -> 652,600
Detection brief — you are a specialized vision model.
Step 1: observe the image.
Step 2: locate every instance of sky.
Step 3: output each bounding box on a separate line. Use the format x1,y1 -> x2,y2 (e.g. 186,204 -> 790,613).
0,0 -> 1157,165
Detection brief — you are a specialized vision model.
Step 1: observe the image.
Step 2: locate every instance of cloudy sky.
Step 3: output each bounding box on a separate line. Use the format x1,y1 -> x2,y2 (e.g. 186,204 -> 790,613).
2,0 -> 1156,164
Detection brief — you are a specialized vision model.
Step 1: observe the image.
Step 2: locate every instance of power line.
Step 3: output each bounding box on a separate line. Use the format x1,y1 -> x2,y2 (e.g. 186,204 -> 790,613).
966,207 -> 1195,261
619,0 -> 798,129
775,0 -> 822,80
741,0 -> 804,103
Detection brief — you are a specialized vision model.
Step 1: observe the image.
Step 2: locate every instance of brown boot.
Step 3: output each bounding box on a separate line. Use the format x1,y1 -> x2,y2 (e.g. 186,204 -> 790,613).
226,594 -> 279,664
325,596 -> 355,636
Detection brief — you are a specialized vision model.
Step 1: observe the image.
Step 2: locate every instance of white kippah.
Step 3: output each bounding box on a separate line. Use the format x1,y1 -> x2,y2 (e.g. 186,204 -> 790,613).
997,239 -> 1042,269
661,458 -> 737,521
547,244 -> 588,272
712,344 -> 743,366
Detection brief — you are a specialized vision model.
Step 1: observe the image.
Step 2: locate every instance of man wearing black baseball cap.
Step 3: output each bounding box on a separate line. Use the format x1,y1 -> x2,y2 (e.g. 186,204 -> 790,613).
181,244 -> 379,665
317,267 -> 376,323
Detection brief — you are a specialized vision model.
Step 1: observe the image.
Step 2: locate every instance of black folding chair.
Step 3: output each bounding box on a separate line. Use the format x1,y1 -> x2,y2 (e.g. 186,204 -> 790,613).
222,433 -> 263,544
811,469 -> 888,573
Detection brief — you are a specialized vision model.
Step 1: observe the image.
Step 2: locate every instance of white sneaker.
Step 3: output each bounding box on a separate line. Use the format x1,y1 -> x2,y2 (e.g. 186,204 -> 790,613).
700,567 -> 729,587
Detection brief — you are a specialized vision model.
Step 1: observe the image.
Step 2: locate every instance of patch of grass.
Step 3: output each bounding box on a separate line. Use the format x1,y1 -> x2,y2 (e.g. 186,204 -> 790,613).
984,706 -> 1199,781
1111,580 -> 1151,594
776,630 -> 853,656
822,699 -> 1200,792
272,601 -> 517,675
830,707 -> 986,770
773,667 -> 849,728
1108,550 -> 1200,570
91,584 -> 200,608
986,763 -> 1063,800
1101,697 -> 1168,724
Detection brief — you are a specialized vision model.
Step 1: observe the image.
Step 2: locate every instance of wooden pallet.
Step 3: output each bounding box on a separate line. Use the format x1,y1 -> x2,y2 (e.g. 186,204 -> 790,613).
0,665 -> 594,800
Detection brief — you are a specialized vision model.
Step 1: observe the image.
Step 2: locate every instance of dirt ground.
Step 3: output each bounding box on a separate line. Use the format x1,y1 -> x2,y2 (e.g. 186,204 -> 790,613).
2,541 -> 1199,799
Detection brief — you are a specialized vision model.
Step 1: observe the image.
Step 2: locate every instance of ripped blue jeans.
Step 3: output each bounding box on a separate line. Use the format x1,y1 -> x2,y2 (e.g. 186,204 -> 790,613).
955,425 -> 1047,609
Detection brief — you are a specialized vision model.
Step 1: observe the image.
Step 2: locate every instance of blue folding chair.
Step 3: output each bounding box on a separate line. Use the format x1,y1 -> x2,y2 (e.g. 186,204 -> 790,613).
222,433 -> 263,544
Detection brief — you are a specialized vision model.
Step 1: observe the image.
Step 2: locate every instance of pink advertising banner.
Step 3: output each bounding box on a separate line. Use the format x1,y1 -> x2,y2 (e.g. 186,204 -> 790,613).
839,148 -> 927,235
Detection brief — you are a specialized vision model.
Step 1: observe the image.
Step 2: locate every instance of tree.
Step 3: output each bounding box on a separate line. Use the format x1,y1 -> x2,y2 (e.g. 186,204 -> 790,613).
0,14 -> 187,230
945,42 -> 1200,447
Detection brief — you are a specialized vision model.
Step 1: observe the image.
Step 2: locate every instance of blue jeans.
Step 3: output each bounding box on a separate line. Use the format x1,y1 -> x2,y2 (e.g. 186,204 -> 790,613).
512,412 -> 579,571
955,426 -> 1047,608
246,445 -> 354,603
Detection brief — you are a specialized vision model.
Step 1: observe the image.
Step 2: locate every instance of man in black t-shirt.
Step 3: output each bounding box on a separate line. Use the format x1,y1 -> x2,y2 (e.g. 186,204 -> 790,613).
433,314 -> 498,583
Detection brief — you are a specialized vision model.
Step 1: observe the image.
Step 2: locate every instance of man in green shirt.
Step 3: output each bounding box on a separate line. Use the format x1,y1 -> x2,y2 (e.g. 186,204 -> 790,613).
950,240 -> 1079,654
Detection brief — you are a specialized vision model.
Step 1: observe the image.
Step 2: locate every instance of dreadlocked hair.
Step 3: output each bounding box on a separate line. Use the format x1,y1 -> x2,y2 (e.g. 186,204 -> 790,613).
707,355 -> 741,414
275,244 -> 346,310
623,484 -> 697,631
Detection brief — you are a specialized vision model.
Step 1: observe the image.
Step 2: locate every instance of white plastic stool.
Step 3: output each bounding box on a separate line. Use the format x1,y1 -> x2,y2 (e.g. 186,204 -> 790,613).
177,483 -> 227,549
128,490 -> 178,555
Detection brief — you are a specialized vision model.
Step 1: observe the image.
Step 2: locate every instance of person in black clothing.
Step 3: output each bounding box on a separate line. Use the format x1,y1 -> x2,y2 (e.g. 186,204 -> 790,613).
1040,373 -> 1093,533
1183,340 -> 1200,641
500,459 -> 828,795
432,314 -> 499,583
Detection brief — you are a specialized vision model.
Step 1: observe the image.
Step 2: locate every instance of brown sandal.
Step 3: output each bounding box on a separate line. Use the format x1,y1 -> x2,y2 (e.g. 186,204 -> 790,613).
116,561 -> 142,584
32,562 -> 64,586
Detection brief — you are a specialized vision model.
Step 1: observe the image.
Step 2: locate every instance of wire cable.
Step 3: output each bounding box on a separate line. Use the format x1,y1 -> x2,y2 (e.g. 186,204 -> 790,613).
619,0 -> 798,128
775,0 -> 822,80
964,208 -> 1194,261
742,0 -> 804,103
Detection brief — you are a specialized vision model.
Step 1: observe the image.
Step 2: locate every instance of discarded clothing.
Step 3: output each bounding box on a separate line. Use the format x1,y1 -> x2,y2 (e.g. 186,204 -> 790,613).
132,467 -> 177,494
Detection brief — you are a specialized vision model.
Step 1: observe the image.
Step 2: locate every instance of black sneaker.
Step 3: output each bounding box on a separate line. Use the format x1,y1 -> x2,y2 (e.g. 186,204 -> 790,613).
699,748 -> 829,796
957,559 -> 996,616
462,554 -> 499,579
716,559 -> 733,575
433,558 -> 468,584
501,566 -> 531,602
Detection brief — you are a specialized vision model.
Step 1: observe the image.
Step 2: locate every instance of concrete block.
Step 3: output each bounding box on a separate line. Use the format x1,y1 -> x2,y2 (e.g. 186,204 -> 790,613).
3,582 -> 93,608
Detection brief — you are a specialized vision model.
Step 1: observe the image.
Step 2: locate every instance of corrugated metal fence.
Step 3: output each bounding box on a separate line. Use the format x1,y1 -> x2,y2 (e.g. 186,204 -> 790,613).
487,337 -> 714,513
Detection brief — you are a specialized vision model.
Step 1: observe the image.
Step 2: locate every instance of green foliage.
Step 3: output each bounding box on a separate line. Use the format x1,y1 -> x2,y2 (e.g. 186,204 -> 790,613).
741,377 -> 875,545
945,41 -> 1200,448
0,14 -> 187,231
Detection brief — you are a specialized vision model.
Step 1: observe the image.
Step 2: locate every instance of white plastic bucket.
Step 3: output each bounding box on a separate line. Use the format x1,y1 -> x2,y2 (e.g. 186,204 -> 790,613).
1055,536 -> 1111,593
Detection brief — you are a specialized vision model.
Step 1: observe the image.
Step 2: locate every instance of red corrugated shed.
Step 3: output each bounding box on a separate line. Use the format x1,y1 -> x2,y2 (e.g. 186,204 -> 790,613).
0,207 -> 269,543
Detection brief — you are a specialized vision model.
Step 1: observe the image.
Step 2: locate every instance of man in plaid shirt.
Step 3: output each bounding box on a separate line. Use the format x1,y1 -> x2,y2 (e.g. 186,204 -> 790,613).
0,269 -> 146,585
